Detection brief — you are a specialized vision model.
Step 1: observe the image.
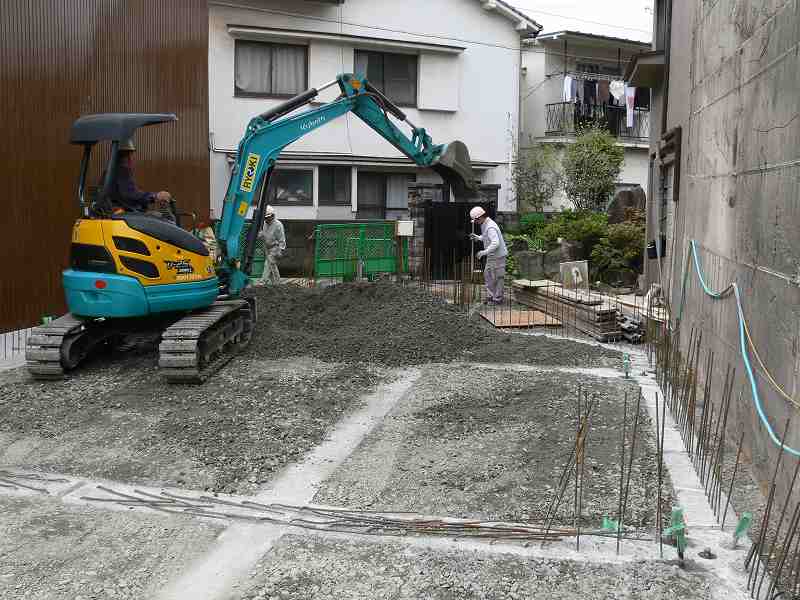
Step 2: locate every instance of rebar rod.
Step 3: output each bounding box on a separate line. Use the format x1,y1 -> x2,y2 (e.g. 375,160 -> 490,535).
618,391 -> 642,556
748,420 -> 791,592
616,390 -> 629,555
721,431 -> 745,530
768,500 -> 800,600
710,374 -> 735,514
758,456 -> 800,599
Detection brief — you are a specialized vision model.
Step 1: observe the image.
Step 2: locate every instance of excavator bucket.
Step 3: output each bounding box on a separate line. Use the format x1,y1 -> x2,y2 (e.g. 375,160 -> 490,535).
431,140 -> 478,201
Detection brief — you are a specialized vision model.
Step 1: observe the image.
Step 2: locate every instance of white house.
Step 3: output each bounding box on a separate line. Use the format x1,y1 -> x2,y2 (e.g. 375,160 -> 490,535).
520,31 -> 651,211
208,0 -> 541,221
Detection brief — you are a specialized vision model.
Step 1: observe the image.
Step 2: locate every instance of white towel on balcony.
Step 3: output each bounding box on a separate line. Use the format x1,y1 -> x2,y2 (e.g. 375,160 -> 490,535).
563,75 -> 574,101
610,80 -> 625,105
625,85 -> 636,128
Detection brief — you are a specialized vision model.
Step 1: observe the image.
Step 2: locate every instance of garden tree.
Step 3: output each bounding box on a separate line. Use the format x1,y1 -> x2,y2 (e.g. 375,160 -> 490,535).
512,144 -> 562,212
562,124 -> 625,211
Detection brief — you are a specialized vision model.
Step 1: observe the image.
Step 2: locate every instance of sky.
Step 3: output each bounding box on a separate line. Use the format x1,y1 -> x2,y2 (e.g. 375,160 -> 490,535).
510,0 -> 654,43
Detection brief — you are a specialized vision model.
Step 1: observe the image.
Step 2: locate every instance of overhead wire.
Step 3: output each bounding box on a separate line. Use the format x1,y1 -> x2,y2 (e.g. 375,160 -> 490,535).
506,3 -> 653,35
212,1 -> 650,54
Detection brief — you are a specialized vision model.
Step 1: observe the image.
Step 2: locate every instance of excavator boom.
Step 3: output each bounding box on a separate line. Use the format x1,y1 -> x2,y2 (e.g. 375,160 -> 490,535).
216,73 -> 477,293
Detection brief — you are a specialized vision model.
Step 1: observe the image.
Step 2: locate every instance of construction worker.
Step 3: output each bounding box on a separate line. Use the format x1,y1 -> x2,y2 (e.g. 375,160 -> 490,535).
469,206 -> 508,304
107,139 -> 172,217
258,205 -> 286,285
197,219 -> 218,261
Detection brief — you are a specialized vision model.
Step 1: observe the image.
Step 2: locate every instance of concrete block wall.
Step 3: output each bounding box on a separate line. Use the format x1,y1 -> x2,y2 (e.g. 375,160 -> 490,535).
660,0 -> 800,510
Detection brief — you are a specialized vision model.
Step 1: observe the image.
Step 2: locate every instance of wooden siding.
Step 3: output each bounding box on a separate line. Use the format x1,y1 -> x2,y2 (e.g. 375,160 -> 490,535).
0,0 -> 209,331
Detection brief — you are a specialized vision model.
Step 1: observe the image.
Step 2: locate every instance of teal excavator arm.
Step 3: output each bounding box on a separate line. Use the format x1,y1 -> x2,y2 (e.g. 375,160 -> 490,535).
216,73 -> 476,295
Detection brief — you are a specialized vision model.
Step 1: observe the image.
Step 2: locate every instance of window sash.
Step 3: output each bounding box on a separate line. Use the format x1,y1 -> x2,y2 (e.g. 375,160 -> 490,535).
235,40 -> 308,98
354,50 -> 417,107
356,172 -> 387,220
270,169 -> 314,206
318,166 -> 352,206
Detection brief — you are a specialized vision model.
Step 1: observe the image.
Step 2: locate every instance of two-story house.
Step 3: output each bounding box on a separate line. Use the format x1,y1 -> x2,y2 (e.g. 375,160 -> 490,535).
520,30 -> 651,211
208,0 -> 541,224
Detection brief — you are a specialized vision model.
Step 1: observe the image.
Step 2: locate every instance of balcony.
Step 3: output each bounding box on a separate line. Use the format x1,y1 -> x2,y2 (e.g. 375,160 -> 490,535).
545,102 -> 650,142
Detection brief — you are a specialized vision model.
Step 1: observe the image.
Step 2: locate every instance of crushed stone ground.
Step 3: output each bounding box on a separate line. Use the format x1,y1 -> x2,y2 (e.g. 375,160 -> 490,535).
249,283 -> 622,367
0,356 -> 382,494
229,534 -> 731,600
315,367 -> 673,528
0,495 -> 222,600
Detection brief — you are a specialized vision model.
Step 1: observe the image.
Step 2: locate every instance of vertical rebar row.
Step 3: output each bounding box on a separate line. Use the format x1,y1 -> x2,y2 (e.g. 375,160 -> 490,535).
747,419 -> 791,595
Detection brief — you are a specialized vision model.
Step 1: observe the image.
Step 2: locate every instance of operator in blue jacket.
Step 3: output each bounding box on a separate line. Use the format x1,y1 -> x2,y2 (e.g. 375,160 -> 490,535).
109,139 -> 172,216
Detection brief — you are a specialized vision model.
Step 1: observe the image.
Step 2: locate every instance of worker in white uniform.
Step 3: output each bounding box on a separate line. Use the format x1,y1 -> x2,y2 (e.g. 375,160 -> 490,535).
258,205 -> 286,285
469,206 -> 508,304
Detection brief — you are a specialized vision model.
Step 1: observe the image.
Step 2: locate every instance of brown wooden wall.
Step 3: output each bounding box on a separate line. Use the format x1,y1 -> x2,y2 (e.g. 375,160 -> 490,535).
0,1 -> 209,332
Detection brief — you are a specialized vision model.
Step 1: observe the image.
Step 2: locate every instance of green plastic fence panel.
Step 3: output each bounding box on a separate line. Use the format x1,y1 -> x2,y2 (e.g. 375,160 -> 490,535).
314,222 -> 408,279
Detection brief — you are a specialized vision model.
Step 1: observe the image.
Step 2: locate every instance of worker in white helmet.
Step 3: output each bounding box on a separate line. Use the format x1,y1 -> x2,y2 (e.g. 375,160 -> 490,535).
469,206 -> 508,304
258,205 -> 286,285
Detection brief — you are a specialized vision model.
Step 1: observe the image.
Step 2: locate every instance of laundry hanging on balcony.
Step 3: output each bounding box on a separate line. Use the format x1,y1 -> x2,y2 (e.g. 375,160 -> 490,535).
625,85 -> 636,128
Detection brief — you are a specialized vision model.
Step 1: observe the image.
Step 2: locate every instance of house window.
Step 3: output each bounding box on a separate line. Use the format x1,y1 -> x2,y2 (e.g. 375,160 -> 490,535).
270,169 -> 313,206
318,166 -> 351,206
356,172 -> 387,220
354,50 -> 418,107
234,40 -> 308,98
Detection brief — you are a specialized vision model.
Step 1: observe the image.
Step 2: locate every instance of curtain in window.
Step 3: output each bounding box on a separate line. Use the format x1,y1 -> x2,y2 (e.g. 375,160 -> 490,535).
272,45 -> 306,95
235,41 -> 272,95
386,174 -> 413,209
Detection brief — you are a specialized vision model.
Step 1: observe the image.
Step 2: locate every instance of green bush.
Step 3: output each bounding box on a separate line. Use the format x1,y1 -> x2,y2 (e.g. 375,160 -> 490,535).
590,219 -> 645,283
562,124 -> 625,211
519,212 -> 547,237
541,210 -> 608,257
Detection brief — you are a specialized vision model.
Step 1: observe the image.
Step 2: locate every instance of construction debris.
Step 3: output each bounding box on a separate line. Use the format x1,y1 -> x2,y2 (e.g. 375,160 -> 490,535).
512,280 -> 623,342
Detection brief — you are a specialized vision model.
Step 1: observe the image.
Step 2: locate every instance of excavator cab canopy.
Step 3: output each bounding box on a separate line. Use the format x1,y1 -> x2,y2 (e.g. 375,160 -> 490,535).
70,113 -> 177,145
69,113 -> 177,216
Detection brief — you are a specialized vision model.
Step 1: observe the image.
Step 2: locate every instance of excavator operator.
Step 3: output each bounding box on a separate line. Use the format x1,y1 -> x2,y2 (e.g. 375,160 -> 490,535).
108,139 -> 172,218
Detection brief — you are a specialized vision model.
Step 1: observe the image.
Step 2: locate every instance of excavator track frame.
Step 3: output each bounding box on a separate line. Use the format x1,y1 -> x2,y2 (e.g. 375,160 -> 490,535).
25,314 -> 122,379
158,297 -> 255,383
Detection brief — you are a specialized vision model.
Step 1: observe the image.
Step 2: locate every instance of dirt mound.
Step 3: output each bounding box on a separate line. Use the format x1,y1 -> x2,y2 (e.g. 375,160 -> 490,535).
247,283 -> 621,367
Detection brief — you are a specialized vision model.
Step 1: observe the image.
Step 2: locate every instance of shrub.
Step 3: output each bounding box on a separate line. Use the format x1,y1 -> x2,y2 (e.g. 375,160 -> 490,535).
513,145 -> 562,212
562,124 -> 625,211
541,210 -> 608,257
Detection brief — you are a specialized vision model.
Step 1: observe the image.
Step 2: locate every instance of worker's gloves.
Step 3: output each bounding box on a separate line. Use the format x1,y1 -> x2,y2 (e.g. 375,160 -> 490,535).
476,250 -> 487,259
469,233 -> 481,242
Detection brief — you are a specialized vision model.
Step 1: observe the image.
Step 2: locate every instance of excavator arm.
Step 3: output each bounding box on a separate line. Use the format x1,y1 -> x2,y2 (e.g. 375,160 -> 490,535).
216,73 -> 476,295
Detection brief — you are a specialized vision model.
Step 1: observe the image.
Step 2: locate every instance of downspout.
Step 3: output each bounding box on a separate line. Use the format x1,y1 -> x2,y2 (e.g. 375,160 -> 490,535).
660,0 -> 672,133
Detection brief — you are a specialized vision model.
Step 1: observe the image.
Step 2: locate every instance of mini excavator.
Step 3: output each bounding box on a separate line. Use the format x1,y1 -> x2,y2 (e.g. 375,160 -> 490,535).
26,73 -> 477,383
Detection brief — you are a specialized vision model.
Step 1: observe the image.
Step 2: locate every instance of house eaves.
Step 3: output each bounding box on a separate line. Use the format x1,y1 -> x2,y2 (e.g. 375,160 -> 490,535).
479,0 -> 543,34
623,50 -> 665,87
531,30 -> 650,51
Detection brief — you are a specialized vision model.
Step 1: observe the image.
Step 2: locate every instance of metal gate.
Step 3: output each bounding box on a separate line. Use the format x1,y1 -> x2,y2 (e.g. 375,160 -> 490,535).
424,202 -> 495,279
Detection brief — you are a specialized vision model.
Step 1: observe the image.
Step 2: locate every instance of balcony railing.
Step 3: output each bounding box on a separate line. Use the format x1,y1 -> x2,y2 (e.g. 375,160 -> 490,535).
545,102 -> 650,142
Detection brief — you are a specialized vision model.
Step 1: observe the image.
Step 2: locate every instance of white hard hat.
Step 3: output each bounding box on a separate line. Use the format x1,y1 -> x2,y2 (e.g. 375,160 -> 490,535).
264,205 -> 275,218
469,206 -> 486,221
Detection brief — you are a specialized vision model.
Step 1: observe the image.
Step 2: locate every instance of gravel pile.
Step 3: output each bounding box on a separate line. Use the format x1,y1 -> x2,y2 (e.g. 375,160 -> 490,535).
248,283 -> 621,367
232,534 -> 726,600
